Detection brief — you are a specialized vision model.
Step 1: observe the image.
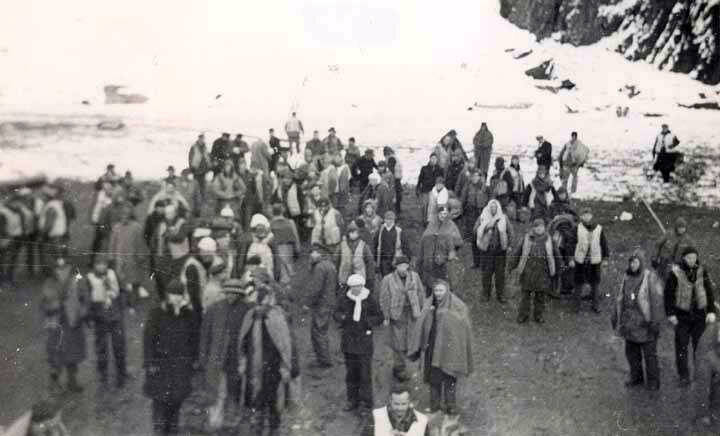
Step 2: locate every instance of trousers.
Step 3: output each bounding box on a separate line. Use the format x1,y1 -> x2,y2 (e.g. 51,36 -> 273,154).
94,318 -> 127,379
345,352 -> 373,408
311,308 -> 331,365
675,318 -> 706,379
560,165 -> 580,194
518,289 -> 545,319
480,251 -> 506,299
625,339 -> 659,387
429,367 -> 457,415
152,399 -> 184,435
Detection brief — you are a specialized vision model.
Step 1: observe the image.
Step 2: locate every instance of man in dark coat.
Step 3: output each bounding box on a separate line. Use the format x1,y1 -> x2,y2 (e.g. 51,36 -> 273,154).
416,154 -> 444,224
211,132 -> 232,174
307,243 -> 338,369
231,133 -> 250,172
534,135 -> 553,171
41,253 -> 89,393
237,275 -> 293,436
334,274 -> 383,415
143,280 -> 198,435
488,157 -> 516,210
652,123 -> 681,183
358,173 -> 393,217
306,130 -> 326,172
664,246 -> 717,386
473,122 -> 494,176
352,149 -> 378,192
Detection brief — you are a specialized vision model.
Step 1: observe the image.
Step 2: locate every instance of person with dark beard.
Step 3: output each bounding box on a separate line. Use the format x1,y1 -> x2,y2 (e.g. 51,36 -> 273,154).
362,384 -> 430,436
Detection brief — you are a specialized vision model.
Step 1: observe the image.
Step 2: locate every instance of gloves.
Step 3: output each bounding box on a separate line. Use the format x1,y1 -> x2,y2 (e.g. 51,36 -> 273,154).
668,315 -> 678,326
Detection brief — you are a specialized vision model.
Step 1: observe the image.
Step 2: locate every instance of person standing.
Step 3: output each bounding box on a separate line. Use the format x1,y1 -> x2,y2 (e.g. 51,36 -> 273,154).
359,173 -> 393,218
664,246 -> 717,387
0,198 -> 23,287
108,202 -> 149,301
417,207 -> 459,296
352,149 -> 378,193
534,135 -> 553,172
473,122 -> 494,177
89,181 -> 115,266
425,176 -> 449,228
570,207 -> 609,313
311,197 -> 344,265
269,203 -> 300,285
307,243 -> 338,370
188,134 -> 212,201
527,166 -> 555,223
284,112 -> 304,155
212,160 -> 246,217
306,130 -> 326,171
459,168 -> 489,244
416,154 -> 444,224
85,255 -> 129,387
211,132 -> 232,174
654,217 -> 694,280
488,157 -> 516,210
611,249 -> 664,391
237,276 -> 293,436
652,123 -> 681,183
408,279 -> 473,419
373,211 -> 411,278
334,274 -> 383,415
693,319 -> 720,425
346,137 -> 362,173
338,220 -> 377,293
473,200 -> 513,301
384,147 -> 403,215
379,256 -> 424,381
268,128 -> 282,173
143,280 -> 198,436
510,219 -> 556,324
198,278 -> 253,432
39,183 -> 74,274
362,384 -> 430,436
250,138 -> 272,177
559,131 -> 589,194
41,252 -> 89,394
323,127 -> 344,157
335,155 -> 352,215
231,133 -> 250,169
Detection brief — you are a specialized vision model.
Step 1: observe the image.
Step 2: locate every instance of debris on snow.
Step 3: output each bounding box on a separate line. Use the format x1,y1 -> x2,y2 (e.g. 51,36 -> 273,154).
525,59 -> 555,80
620,211 -> 633,221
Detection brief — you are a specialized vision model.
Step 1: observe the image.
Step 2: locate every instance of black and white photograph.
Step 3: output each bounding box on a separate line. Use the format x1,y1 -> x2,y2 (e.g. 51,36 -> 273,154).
1,0 -> 720,435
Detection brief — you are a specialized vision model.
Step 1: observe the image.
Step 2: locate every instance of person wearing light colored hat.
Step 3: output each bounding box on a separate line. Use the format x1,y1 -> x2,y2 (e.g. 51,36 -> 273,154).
237,213 -> 277,280
379,254 -> 424,382
358,171 -> 393,218
334,273 -> 383,414
198,275 -> 254,431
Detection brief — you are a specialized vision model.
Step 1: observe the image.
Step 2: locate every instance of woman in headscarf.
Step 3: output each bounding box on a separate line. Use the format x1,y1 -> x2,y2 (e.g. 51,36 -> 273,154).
473,199 -> 513,302
611,249 -> 664,391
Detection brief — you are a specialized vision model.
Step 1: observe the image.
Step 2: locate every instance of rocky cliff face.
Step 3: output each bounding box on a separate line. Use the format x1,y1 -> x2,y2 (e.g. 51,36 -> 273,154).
499,0 -> 720,85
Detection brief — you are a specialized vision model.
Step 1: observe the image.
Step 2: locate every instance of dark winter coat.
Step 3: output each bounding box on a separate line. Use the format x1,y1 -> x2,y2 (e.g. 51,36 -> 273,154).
416,164 -> 444,196
352,157 -> 377,187
307,258 -> 337,310
445,160 -> 466,193
358,182 -> 393,217
41,269 -> 89,367
333,291 -> 383,355
548,197 -> 577,220
535,141 -> 553,169
211,137 -> 232,166
143,303 -> 198,403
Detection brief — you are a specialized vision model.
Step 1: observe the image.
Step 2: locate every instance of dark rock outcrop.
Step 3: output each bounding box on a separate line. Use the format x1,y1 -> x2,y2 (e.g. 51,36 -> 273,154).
525,59 -> 555,79
500,0 -> 720,85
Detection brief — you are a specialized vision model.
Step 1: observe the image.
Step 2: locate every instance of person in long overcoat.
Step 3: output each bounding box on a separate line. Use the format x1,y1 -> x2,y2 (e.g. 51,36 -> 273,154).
611,249 -> 664,391
417,207 -> 462,296
379,256 -> 424,381
654,216 -> 694,280
693,321 -> 720,425
473,122 -> 494,176
199,278 -> 253,431
108,202 -> 149,295
143,280 -> 198,435
473,199 -> 514,302
459,168 -> 489,244
358,173 -> 393,218
41,253 -> 89,393
408,279 -> 473,418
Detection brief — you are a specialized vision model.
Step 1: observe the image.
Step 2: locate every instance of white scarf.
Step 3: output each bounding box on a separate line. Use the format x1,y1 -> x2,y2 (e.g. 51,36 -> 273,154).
346,287 -> 370,322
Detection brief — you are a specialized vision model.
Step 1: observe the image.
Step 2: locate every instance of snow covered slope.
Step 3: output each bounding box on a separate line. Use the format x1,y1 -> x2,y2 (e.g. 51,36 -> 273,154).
1,0 -> 718,206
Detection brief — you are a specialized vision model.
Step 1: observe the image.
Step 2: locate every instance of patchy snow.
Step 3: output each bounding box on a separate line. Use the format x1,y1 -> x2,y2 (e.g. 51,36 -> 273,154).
1,0 -> 719,207
598,0 -> 640,19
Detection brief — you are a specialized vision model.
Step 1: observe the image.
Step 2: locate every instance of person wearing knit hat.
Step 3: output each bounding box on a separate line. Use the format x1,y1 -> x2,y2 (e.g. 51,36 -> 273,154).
548,186 -> 577,220
338,219 -> 376,292
334,271 -> 383,414
665,243 -> 717,387
143,277 -> 196,435
570,205 -> 609,313
379,251 -> 424,381
654,216 -> 695,280
307,240 -> 338,369
236,212 -> 277,281
510,215 -> 555,324
358,170 -> 393,218
198,236 -> 218,255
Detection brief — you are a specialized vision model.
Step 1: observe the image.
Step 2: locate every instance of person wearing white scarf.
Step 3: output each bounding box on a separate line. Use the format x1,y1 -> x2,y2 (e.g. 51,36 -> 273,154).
334,274 -> 384,413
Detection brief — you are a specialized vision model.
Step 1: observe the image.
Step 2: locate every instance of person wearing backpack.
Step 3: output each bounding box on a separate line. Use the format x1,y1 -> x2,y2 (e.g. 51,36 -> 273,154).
652,123 -> 681,183
489,157 -> 515,210
559,131 -> 589,194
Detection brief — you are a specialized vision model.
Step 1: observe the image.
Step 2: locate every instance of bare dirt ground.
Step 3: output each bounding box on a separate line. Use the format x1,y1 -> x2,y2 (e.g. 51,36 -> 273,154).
2,180 -> 720,435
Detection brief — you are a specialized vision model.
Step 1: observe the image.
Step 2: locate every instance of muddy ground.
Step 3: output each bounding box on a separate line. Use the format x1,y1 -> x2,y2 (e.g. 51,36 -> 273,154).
2,180 -> 720,436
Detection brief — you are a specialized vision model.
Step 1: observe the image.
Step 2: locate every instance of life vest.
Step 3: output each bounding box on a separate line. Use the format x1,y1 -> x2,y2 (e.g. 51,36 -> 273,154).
493,170 -> 510,196
87,270 -> 119,305
339,239 -> 367,285
39,199 -> 67,238
180,256 -> 208,305
312,209 -> 342,246
371,407 -> 428,436
9,201 -> 36,235
516,233 -> 556,277
672,265 -> 707,311
286,183 -> 302,217
575,224 -> 602,264
0,203 -> 23,238
376,226 -> 403,265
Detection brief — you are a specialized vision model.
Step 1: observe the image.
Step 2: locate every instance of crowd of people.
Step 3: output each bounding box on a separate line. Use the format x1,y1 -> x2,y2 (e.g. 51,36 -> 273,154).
2,116 -> 718,435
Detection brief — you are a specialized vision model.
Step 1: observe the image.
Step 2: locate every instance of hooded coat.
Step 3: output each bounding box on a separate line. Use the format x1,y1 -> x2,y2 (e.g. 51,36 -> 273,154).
474,200 -> 512,253
409,291 -> 473,379
473,125 -> 494,176
611,250 -> 665,343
